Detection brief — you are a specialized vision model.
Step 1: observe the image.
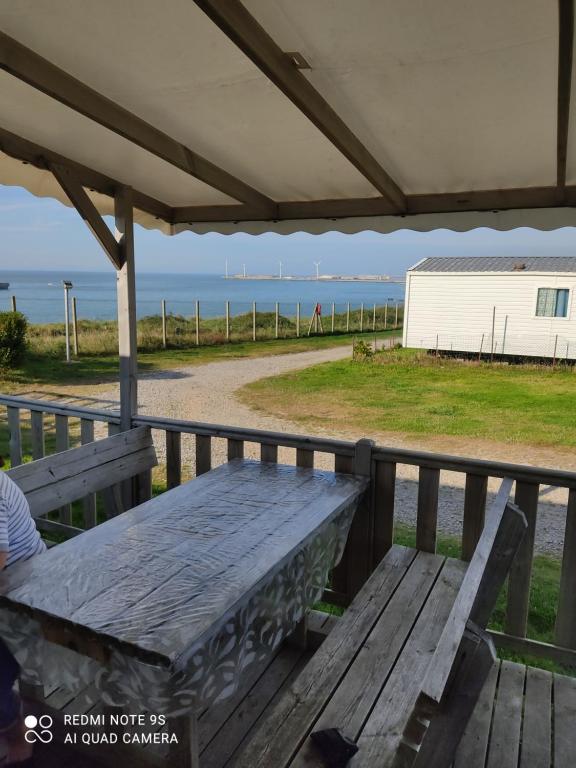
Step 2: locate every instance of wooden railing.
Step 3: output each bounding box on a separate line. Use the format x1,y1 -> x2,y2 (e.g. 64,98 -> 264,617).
1,393 -> 576,668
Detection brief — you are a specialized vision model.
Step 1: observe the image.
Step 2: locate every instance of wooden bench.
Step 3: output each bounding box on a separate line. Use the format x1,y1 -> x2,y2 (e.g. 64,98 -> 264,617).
6,426 -> 157,539
234,477 -> 527,768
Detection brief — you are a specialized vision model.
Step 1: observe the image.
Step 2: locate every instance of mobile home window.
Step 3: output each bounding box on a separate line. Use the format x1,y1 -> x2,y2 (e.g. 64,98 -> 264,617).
536,288 -> 569,317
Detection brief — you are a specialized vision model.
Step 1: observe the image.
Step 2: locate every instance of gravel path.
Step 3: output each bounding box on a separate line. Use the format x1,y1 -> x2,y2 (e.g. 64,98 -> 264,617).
83,346 -> 572,555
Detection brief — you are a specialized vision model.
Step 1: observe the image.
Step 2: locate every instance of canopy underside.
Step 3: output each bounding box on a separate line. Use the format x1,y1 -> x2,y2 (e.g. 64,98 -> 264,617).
0,0 -> 575,235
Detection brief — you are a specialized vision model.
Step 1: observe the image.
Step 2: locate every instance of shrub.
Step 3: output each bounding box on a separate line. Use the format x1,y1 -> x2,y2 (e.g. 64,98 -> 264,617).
352,339 -> 374,361
0,311 -> 28,367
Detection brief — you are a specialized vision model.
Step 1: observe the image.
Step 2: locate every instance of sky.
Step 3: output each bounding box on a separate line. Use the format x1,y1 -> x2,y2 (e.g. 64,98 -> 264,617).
2,184 -> 576,276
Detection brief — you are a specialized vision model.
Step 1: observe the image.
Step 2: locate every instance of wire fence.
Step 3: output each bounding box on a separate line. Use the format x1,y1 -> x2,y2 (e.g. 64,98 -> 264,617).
413,331 -> 575,363
15,295 -> 404,355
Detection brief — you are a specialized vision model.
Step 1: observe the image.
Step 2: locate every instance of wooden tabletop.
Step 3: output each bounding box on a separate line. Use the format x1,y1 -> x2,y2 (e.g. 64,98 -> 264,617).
0,459 -> 365,668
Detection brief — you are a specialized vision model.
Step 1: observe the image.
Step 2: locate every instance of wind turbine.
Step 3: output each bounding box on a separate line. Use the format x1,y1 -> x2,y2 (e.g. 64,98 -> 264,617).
279,261 -> 283,279
242,263 -> 246,278
314,261 -> 321,280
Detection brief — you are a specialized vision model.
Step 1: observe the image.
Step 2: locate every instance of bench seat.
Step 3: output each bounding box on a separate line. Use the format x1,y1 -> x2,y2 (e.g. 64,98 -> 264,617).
233,544 -> 467,767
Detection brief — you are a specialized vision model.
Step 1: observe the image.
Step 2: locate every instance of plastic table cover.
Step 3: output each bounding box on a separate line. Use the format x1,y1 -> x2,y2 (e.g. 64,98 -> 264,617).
0,459 -> 365,716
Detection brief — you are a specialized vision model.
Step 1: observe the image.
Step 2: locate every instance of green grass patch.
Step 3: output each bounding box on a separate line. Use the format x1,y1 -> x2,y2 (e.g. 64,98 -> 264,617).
240,347 -> 576,448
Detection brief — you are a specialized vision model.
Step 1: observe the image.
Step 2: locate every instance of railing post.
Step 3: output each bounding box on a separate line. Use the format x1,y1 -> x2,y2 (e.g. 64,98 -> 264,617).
345,438 -> 374,598
373,460 -> 396,566
556,489 -> 576,648
30,410 -> 45,461
7,407 -> 22,467
166,430 -> 182,489
55,414 -> 71,524
462,474 -> 488,561
505,481 -> 539,637
195,435 -> 212,476
416,467 -> 440,553
80,418 -> 97,528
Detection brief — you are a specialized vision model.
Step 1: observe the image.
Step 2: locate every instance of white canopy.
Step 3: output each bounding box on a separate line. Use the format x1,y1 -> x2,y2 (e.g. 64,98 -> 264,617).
0,0 -> 575,235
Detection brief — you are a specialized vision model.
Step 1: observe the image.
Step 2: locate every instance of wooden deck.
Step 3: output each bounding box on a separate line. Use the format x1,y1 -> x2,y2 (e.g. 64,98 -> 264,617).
23,613 -> 576,768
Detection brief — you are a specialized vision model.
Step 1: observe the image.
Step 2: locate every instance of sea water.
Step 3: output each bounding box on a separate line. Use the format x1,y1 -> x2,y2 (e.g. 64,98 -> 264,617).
0,271 -> 405,324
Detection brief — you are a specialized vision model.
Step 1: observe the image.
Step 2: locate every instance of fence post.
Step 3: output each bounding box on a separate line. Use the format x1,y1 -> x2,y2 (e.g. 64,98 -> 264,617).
347,438 -> 375,597
384,302 -> 388,329
359,303 -> 364,332
10,295 -> 16,312
502,314 -> 508,355
195,300 -> 200,346
346,302 -> 350,332
331,302 -> 335,333
553,333 -> 558,368
372,303 -> 376,332
161,299 -> 167,348
252,301 -> 256,341
395,301 -> 399,327
296,302 -> 300,337
225,300 -> 230,341
275,301 -> 279,339
490,305 -> 496,362
479,333 -> 484,361
72,296 -> 79,356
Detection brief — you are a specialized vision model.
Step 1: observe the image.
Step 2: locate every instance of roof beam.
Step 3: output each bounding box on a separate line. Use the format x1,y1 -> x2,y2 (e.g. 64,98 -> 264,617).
0,125 -> 172,222
558,0 -> 574,195
193,0 -> 406,212
50,163 -> 122,268
0,30 -> 275,213
173,186 -> 576,223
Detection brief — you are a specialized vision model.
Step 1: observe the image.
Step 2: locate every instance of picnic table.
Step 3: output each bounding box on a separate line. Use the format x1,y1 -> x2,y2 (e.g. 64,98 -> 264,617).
0,459 -> 366,723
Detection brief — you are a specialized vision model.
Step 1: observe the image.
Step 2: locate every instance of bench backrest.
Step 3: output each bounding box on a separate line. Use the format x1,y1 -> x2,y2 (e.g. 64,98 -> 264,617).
6,426 -> 157,518
395,477 -> 527,768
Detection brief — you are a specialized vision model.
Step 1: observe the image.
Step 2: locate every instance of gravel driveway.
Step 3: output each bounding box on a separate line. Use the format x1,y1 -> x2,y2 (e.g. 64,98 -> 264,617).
85,346 -> 572,555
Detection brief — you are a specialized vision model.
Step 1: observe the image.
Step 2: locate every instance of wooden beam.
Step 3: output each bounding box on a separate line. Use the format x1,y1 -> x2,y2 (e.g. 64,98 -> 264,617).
173,185 -> 576,223
557,0 -> 574,194
115,187 -> 138,432
0,31 -> 275,213
0,124 -> 172,222
192,0 -> 405,211
51,163 -> 121,268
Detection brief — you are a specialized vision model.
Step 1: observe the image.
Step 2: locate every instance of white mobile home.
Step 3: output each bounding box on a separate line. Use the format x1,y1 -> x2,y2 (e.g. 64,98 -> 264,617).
403,256 -> 576,360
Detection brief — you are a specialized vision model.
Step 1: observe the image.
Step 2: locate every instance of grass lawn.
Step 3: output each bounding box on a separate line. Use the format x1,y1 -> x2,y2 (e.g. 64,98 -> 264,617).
240,347 -> 576,448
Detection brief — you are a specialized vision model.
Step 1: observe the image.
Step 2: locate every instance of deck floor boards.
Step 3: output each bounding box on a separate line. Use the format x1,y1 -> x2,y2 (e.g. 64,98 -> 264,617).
18,632 -> 575,768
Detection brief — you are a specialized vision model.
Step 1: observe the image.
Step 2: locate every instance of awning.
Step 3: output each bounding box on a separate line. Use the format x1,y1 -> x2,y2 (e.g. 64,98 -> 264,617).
0,0 -> 574,235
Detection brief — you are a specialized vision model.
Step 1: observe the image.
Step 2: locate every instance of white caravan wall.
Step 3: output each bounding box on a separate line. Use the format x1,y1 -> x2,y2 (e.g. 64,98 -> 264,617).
403,271 -> 576,359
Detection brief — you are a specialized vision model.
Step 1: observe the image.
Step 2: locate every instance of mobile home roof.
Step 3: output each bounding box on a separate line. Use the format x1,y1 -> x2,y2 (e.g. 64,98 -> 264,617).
410,257 -> 576,273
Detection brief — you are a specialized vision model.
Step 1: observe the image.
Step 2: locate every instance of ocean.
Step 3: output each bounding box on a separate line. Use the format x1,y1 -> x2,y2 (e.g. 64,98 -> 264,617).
0,271 -> 406,325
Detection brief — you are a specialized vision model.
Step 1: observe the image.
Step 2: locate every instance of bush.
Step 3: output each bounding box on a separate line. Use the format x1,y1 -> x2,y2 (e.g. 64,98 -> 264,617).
0,311 -> 28,367
352,339 -> 375,361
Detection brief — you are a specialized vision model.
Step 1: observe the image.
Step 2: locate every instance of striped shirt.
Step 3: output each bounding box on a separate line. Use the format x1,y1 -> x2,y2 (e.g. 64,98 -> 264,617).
0,471 -> 45,567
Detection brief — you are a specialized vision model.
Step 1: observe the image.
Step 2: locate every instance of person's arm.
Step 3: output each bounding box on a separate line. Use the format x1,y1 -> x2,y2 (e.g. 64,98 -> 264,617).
0,500 -> 8,570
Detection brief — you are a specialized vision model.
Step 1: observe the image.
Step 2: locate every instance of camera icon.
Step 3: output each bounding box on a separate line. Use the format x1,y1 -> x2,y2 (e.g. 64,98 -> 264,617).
24,714 -> 54,744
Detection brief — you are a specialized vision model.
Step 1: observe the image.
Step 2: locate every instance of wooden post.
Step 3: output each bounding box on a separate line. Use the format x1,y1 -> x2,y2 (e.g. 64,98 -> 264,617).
195,300 -> 200,346
502,314 -> 508,355
331,302 -> 335,333
10,295 -> 16,312
225,300 -> 230,341
435,334 -> 439,357
372,303 -> 376,332
395,301 -> 399,327
55,414 -> 71,524
72,296 -> 79,356
275,301 -> 279,338
490,306 -> 496,362
505,481 -> 539,637
384,302 -> 388,329
416,467 -> 440,553
556,489 -> 576,648
252,301 -> 256,341
553,334 -> 559,368
296,302 -> 300,337
346,438 -> 374,597
359,303 -> 364,332
346,302 -> 350,332
161,299 -> 167,348
7,407 -> 22,467
115,186 -> 138,433
479,333 -> 484,361
80,418 -> 97,528
166,430 -> 182,490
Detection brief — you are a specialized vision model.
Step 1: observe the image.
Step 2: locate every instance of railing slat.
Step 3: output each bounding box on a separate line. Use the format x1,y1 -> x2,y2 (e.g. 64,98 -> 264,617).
296,448 -> 314,468
505,481 -> 539,638
416,467 -> 439,553
260,443 -> 278,463
166,430 -> 182,489
227,439 -> 244,461
196,435 -> 212,476
373,460 -> 396,565
334,454 -> 353,474
555,488 -> 576,649
7,407 -> 22,467
55,414 -> 71,525
80,418 -> 97,529
30,410 -> 45,461
461,473 -> 488,561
